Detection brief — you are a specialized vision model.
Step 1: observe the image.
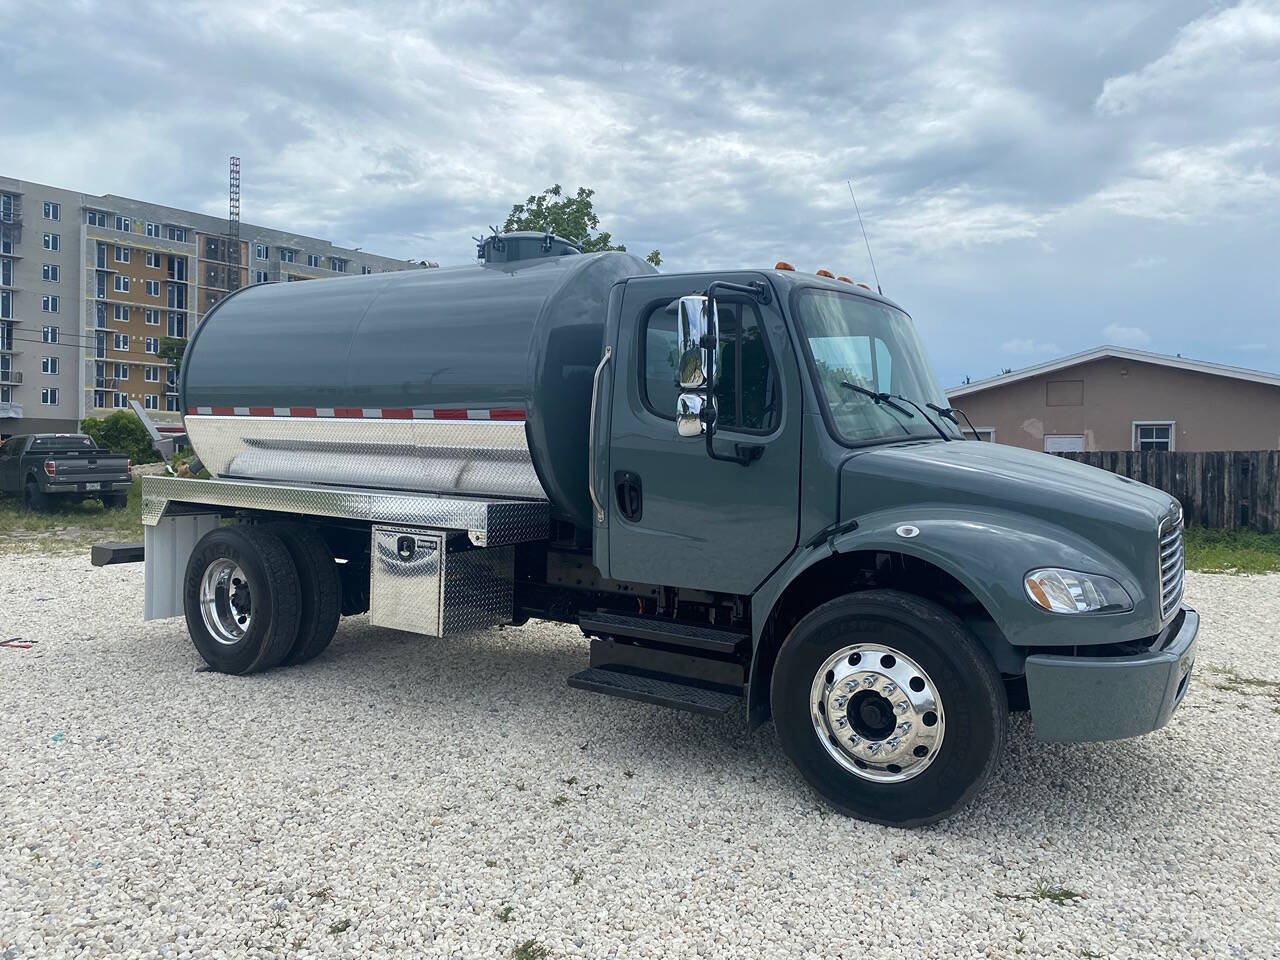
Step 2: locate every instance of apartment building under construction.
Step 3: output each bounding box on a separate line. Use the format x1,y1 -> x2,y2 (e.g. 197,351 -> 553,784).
0,176 -> 427,438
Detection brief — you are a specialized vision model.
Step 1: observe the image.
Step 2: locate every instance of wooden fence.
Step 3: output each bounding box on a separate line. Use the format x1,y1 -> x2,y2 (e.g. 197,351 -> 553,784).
1054,451 -> 1280,532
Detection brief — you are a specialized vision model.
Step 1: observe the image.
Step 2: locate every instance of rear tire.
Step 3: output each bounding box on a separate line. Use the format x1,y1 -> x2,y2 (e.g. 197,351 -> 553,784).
184,526 -> 301,675
268,523 -> 341,665
771,589 -> 1007,827
102,493 -> 128,509
23,482 -> 49,512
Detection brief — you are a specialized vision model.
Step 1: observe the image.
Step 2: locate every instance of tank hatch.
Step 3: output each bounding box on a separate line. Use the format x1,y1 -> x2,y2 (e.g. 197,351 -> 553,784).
477,230 -> 583,264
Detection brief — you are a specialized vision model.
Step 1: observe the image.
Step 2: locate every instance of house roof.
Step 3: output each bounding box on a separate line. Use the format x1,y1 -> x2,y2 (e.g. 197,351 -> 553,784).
948,345 -> 1280,398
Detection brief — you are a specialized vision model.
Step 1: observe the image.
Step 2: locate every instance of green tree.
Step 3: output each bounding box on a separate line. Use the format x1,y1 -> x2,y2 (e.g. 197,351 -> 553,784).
503,184 -> 661,267
158,337 -> 186,375
80,411 -> 162,464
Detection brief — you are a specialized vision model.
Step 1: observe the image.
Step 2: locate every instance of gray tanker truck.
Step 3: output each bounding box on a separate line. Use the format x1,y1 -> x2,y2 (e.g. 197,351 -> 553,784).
133,231 -> 1196,826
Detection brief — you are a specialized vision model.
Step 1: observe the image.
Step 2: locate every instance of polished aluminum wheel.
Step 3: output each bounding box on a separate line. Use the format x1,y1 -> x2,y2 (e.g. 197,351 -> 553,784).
199,558 -> 252,645
810,643 -> 945,783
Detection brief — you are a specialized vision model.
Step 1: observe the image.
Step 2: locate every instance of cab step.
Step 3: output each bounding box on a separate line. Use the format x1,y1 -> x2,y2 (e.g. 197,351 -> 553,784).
578,611 -> 748,654
566,666 -> 742,717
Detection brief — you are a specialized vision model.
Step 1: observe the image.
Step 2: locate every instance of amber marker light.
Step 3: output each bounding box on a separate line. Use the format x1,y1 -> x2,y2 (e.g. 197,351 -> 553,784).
775,261 -> 796,271
856,282 -> 872,290
816,269 -> 835,278
837,276 -> 853,284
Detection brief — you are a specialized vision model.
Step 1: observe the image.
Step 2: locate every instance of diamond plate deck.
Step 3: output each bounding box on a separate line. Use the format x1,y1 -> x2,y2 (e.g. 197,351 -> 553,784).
141,474 -> 548,547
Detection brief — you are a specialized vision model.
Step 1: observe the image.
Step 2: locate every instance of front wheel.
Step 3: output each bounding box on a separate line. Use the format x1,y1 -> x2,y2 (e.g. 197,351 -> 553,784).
771,589 -> 1007,827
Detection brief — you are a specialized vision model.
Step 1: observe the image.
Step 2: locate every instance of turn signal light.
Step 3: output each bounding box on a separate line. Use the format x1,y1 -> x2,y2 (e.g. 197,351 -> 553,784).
837,276 -> 853,283
775,261 -> 795,271
816,269 -> 835,278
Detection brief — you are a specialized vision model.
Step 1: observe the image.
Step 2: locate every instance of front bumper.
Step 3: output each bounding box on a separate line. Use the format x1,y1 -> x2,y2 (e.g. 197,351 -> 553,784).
1025,605 -> 1198,742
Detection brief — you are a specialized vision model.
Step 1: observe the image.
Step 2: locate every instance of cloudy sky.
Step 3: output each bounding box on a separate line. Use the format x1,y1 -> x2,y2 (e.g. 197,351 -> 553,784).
3,0 -> 1277,386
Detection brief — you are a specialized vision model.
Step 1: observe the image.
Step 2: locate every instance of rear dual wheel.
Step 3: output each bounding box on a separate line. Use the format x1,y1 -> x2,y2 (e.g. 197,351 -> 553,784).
183,524 -> 340,675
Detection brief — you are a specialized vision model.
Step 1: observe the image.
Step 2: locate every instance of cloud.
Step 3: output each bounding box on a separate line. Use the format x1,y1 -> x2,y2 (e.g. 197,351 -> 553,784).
1002,338 -> 1062,356
1103,324 -> 1152,346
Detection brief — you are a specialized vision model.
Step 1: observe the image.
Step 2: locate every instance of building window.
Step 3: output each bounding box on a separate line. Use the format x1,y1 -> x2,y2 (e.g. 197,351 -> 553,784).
307,254 -> 321,267
41,387 -> 60,405
113,304 -> 130,322
113,361 -> 129,380
167,313 -> 186,338
43,233 -> 61,251
146,280 -> 160,297
42,263 -> 60,283
144,394 -> 159,410
115,244 -> 131,263
1043,435 -> 1085,453
166,226 -> 187,242
145,309 -> 160,326
361,265 -> 373,275
330,257 -> 347,272
145,221 -> 160,238
145,337 -> 158,354
166,395 -> 180,412
279,248 -> 296,263
254,270 -> 269,284
115,275 -> 129,292
42,356 -> 60,375
1,291 -> 11,319
87,210 -> 108,228
255,243 -> 269,260
964,427 -> 996,442
115,215 -> 130,232
0,260 -> 10,287
43,201 -> 61,221
114,392 -> 129,409
113,334 -> 130,351
42,295 -> 59,313
145,251 -> 160,268
42,325 -> 59,344
1134,422 -> 1175,452
144,365 -> 160,382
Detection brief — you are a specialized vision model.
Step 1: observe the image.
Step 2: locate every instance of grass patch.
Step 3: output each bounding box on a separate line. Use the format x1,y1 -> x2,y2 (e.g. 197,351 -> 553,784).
1203,665 -> 1280,704
511,940 -> 550,960
0,478 -> 144,553
1183,528 -> 1280,575
997,881 -> 1086,905
496,906 -> 515,922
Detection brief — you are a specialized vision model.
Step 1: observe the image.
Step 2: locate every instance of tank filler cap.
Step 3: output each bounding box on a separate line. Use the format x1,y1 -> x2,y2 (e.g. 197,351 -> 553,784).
476,229 -> 584,264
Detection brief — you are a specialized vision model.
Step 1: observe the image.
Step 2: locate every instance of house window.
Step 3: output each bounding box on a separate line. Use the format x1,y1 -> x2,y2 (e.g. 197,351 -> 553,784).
145,221 -> 160,238
255,243 -> 269,260
280,248 -> 296,263
42,325 -> 60,343
254,270 -> 269,283
166,226 -> 187,242
41,356 -> 60,375
114,275 -> 130,292
115,244 -> 130,263
114,392 -> 129,409
1134,422 -> 1175,452
43,201 -> 61,221
307,254 -> 321,267
146,280 -> 160,297
145,337 -> 158,354
87,210 -> 108,228
43,233 -> 61,251
115,215 -> 130,232
965,427 -> 996,442
146,251 -> 160,268
144,394 -> 159,410
1043,435 -> 1085,453
113,333 -> 130,351
42,263 -> 60,282
145,309 -> 160,326
41,387 -> 60,405
145,365 -> 160,382
330,257 -> 347,272
114,304 -> 130,322
42,295 -> 59,313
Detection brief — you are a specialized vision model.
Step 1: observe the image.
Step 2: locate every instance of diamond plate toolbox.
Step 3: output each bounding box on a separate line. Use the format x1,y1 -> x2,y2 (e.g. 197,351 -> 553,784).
369,525 -> 514,637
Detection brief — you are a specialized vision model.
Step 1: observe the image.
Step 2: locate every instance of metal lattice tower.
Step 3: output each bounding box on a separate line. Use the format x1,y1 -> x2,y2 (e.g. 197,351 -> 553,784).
227,156 -> 241,292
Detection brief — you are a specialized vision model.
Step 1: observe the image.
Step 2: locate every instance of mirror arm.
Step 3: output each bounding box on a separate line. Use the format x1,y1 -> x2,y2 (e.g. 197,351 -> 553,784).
699,279 -> 771,467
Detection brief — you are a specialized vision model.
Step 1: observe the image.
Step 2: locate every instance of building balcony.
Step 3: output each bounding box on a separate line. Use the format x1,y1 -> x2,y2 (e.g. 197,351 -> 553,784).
0,369 -> 22,385
86,226 -> 196,256
0,400 -> 23,418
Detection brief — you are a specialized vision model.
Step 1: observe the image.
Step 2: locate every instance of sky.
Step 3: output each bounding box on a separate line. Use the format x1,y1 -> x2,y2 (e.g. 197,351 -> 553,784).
2,0 -> 1277,387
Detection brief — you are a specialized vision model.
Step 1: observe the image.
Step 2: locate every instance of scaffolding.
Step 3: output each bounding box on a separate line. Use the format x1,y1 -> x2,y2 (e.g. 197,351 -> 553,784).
226,156 -> 241,293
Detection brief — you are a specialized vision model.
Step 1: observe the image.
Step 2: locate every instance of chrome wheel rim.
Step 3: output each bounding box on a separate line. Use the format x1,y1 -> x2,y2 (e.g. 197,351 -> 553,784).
809,643 -> 945,783
199,559 -> 252,645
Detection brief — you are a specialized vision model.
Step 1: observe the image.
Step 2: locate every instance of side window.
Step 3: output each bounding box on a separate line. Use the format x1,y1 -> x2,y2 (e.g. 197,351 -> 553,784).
641,300 -> 778,433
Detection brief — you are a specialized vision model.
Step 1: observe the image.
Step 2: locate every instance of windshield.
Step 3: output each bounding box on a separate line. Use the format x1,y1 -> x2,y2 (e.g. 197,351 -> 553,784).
795,288 -> 960,445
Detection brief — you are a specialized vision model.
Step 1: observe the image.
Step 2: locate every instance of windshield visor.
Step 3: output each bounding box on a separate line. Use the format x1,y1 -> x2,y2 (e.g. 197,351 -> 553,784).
795,288 -> 958,445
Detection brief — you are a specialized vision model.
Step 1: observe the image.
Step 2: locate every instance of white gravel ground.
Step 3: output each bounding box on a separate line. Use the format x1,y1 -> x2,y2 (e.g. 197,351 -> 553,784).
2,554 -> 1279,959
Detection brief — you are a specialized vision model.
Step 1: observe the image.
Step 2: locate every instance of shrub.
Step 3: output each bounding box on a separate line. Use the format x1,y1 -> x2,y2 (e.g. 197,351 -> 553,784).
80,411 -> 163,464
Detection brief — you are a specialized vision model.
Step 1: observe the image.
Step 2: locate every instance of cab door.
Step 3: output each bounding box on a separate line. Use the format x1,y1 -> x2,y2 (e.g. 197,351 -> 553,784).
605,273 -> 802,594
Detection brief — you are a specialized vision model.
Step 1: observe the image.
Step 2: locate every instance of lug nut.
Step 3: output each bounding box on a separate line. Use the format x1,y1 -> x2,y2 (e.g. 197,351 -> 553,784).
882,682 -> 897,695
894,701 -> 909,715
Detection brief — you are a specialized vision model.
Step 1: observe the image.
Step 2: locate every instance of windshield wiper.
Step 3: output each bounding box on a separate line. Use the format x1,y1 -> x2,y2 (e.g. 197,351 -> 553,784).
888,394 -> 952,441
927,402 -> 984,440
839,381 -> 915,419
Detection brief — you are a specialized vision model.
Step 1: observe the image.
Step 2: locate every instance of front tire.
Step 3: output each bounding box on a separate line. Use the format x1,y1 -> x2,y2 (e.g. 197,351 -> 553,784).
771,590 -> 1007,827
184,526 -> 301,675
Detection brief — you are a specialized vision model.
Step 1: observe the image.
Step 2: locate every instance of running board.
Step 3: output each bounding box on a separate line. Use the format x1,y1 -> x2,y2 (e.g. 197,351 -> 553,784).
578,611 -> 748,654
567,667 -> 741,717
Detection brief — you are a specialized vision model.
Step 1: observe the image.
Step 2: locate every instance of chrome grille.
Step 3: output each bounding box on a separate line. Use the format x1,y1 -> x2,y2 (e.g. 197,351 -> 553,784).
1159,511 -> 1185,620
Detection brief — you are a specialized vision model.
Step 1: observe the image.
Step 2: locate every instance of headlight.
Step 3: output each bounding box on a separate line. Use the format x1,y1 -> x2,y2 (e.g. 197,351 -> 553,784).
1024,568 -> 1132,614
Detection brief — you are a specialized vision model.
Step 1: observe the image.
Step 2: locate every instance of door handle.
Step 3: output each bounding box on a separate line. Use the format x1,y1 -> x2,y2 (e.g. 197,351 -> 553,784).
588,345 -> 612,525
614,471 -> 642,522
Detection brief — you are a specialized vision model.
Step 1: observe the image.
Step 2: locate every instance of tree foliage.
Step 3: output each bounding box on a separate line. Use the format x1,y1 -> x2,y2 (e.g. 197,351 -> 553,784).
158,337 -> 186,375
80,411 -> 162,464
502,184 -> 661,267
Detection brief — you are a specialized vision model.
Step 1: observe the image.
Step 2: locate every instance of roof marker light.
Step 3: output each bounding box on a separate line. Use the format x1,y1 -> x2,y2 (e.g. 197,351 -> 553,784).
775,261 -> 796,271
836,276 -> 853,284
816,269 -> 835,278
856,282 -> 872,290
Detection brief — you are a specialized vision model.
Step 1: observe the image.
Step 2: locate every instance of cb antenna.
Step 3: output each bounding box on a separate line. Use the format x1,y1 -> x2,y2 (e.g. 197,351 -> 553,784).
847,180 -> 882,295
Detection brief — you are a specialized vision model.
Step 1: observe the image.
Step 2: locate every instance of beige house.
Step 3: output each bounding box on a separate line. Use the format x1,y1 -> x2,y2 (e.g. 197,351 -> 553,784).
947,346 -> 1280,452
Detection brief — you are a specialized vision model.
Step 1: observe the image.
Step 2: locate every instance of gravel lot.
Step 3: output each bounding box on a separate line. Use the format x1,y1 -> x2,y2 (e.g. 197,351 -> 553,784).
2,554 -> 1279,959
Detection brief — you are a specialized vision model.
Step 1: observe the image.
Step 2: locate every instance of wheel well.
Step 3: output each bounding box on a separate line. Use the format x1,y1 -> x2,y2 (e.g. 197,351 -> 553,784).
750,549 -> 1014,727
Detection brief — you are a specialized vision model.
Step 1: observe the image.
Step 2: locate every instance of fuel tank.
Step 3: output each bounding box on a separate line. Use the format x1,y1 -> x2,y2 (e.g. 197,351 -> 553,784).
181,243 -> 655,528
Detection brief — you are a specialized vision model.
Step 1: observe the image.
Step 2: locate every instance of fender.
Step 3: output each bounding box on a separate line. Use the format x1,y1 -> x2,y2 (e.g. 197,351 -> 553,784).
747,504 -> 1161,726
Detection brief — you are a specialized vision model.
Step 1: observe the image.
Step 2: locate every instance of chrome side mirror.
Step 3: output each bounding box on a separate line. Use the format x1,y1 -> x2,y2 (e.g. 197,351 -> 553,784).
676,393 -> 707,437
676,295 -> 717,390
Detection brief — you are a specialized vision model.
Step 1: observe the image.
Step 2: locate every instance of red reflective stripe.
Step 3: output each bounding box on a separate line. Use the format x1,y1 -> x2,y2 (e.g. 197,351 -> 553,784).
382,408 -> 413,419
187,407 -> 198,415
333,407 -> 363,418
210,406 -> 235,416
489,408 -> 526,420
433,408 -> 468,419
290,407 -> 317,417
248,406 -> 274,417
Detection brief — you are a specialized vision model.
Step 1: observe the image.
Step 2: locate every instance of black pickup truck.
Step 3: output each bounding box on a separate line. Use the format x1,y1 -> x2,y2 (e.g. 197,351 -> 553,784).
0,434 -> 133,510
